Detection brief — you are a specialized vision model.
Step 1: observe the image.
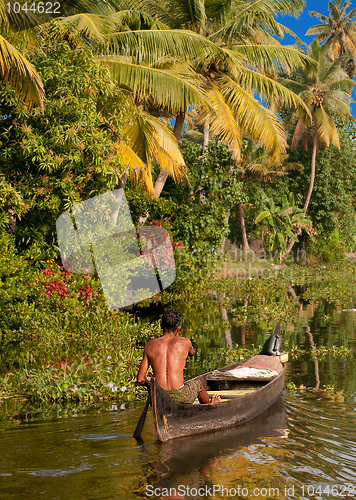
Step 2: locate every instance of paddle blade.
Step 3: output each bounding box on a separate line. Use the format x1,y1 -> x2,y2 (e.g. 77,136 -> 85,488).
133,394 -> 150,440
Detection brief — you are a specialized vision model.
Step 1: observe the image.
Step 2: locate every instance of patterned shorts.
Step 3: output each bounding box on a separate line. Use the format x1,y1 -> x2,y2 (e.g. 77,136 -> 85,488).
166,379 -> 201,404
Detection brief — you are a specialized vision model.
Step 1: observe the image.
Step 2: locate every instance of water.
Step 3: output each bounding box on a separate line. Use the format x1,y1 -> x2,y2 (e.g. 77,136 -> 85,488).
1,295 -> 356,499
1,395 -> 355,499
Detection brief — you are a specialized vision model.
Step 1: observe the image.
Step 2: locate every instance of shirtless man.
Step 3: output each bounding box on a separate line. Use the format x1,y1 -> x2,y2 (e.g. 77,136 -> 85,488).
137,310 -> 221,404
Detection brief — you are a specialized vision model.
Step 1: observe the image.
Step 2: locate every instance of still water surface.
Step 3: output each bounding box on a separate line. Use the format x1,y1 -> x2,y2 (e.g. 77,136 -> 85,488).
1,305 -> 356,499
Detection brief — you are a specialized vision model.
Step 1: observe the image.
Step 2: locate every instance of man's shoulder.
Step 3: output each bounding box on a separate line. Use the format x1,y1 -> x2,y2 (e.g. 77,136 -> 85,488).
145,337 -> 161,349
171,335 -> 192,345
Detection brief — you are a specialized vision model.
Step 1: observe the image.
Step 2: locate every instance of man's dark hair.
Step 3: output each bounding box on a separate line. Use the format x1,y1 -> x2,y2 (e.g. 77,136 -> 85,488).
162,310 -> 182,332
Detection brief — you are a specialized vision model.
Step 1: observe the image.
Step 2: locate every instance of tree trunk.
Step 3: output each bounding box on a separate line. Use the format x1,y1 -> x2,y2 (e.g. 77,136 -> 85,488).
306,325 -> 320,391
110,170 -> 128,225
202,117 -> 209,160
219,212 -> 230,257
153,111 -> 186,199
239,203 -> 250,252
303,129 -> 318,212
7,209 -> 16,235
138,112 -> 186,225
286,129 -> 318,256
218,294 -> 232,348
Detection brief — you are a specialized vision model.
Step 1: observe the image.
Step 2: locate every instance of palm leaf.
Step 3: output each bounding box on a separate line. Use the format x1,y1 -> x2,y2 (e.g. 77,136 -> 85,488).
209,0 -> 301,43
0,34 -> 44,110
232,44 -> 316,74
111,9 -> 171,30
239,68 -> 310,115
108,29 -> 242,73
146,114 -> 186,180
117,141 -> 147,171
99,58 -> 209,112
314,105 -> 340,149
220,75 -> 287,162
204,80 -> 242,160
56,13 -> 112,43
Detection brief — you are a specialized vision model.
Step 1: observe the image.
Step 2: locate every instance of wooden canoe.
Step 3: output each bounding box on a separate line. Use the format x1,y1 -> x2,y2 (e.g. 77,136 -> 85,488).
151,354 -> 286,442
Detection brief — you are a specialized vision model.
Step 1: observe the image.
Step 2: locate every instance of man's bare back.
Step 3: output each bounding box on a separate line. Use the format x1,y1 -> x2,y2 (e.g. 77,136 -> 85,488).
138,332 -> 194,390
137,310 -> 221,405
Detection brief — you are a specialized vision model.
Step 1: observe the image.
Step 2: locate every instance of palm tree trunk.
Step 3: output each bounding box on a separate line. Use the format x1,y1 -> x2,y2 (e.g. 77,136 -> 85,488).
303,129 -> 318,213
239,203 -> 250,252
286,129 -> 318,255
202,117 -> 209,159
153,111 -> 185,199
110,170 -> 128,225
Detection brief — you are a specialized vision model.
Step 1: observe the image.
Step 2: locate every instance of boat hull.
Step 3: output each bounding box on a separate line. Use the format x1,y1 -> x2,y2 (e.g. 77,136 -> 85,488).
151,360 -> 286,442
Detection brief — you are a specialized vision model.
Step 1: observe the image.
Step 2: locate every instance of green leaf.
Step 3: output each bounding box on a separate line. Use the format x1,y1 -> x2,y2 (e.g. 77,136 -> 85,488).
285,228 -> 299,241
277,231 -> 286,251
255,210 -> 271,224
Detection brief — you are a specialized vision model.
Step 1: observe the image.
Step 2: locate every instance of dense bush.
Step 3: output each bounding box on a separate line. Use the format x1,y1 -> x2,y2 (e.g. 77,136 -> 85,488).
0,37 -> 125,260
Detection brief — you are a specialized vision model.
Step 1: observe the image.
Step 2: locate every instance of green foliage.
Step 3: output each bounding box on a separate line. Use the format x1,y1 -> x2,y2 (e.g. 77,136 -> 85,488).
0,37 -> 125,258
0,231 -> 163,402
311,229 -> 346,262
126,140 -> 246,285
254,190 -> 313,255
233,123 -> 356,254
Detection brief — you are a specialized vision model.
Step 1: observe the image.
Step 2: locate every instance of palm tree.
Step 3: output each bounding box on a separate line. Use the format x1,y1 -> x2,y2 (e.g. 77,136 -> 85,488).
306,0 -> 356,77
118,0 -> 314,198
0,6 -> 44,110
280,40 -> 354,253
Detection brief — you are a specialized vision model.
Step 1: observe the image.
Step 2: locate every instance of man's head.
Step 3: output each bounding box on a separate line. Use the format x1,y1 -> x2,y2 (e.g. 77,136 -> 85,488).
162,310 -> 182,333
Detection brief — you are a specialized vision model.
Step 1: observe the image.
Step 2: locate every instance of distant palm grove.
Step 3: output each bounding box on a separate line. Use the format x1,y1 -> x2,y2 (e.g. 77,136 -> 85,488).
1,0 -> 356,401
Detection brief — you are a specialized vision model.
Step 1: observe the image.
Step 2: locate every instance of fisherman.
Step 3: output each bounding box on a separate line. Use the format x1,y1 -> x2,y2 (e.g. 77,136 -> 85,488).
137,309 -> 221,404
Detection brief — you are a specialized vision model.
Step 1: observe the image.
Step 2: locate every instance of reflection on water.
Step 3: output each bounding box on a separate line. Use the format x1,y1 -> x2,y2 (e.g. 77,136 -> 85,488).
148,400 -> 287,499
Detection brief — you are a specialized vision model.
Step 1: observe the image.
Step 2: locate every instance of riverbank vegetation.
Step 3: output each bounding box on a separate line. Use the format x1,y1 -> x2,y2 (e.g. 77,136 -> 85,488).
1,0 -> 356,404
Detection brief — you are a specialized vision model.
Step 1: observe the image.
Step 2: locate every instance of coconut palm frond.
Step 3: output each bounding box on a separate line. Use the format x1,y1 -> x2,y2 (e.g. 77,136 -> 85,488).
56,13 -> 112,43
220,75 -> 287,163
100,57 -> 209,113
305,24 -> 330,38
0,34 -> 44,110
109,29 -> 242,71
314,105 -> 339,148
205,80 -> 242,160
111,9 -> 170,30
308,11 -> 331,24
324,94 -> 354,116
146,114 -> 186,177
209,0 -> 301,44
232,44 -> 316,74
239,68 -> 310,115
117,141 -> 147,171
123,109 -> 186,193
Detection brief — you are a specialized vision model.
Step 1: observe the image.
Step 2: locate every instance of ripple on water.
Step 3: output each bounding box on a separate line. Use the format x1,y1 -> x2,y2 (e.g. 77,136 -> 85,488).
285,394 -> 356,486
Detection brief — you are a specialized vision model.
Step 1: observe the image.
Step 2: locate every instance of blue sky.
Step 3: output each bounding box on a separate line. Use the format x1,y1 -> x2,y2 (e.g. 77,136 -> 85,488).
278,0 -> 329,43
278,0 -> 356,117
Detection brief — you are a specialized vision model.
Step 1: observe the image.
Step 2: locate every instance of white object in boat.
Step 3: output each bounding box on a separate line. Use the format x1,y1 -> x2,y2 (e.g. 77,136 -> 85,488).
226,367 -> 278,379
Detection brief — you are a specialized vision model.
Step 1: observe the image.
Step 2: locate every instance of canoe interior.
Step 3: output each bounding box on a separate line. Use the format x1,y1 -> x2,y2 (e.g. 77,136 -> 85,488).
151,356 -> 286,442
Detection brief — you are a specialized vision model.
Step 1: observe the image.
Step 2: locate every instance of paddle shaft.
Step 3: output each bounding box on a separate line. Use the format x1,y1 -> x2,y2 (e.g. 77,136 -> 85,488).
133,392 -> 151,439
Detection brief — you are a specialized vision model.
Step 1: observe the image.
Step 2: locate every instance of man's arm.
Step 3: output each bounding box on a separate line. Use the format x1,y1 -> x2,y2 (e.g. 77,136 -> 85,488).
188,340 -> 195,357
137,347 -> 150,386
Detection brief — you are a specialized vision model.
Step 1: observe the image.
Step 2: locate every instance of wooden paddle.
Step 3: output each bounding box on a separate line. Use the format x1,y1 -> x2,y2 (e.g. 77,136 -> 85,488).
133,391 -> 151,440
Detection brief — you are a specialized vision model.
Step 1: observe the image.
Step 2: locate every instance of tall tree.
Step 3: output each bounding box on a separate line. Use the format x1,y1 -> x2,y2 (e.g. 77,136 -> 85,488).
281,40 -> 354,253
122,0 -> 314,198
306,0 -> 356,77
